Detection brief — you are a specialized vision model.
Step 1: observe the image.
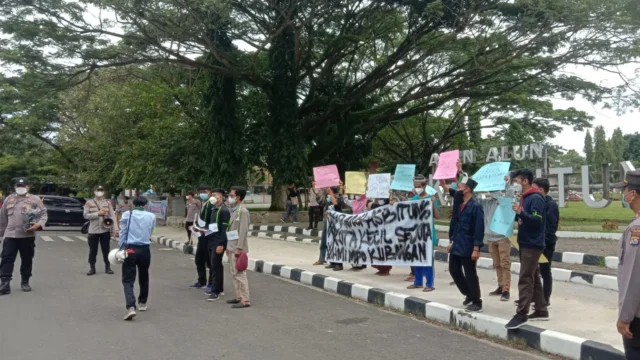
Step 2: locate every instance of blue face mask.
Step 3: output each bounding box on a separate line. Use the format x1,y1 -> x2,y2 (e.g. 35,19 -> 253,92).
622,191 -> 632,209
199,193 -> 209,201
327,196 -> 331,202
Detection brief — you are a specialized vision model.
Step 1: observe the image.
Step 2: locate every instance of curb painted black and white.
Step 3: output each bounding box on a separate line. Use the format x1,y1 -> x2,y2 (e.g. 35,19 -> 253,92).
145,232 -> 624,360
251,224 -> 620,270
247,226 -> 619,292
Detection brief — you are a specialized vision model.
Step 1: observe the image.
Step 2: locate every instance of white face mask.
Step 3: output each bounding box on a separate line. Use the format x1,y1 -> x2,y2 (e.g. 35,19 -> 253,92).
228,197 -> 237,205
95,191 -> 104,198
378,200 -> 385,206
15,187 -> 28,195
415,188 -> 425,195
511,183 -> 522,194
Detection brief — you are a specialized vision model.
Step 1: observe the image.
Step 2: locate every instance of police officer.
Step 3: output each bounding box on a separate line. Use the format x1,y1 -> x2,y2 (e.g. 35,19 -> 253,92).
615,170 -> 640,359
0,178 -> 48,295
83,185 -> 117,276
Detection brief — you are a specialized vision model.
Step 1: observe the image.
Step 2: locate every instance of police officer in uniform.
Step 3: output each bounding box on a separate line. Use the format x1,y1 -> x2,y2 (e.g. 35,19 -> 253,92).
0,178 -> 48,295
83,185 -> 117,276
615,170 -> 640,359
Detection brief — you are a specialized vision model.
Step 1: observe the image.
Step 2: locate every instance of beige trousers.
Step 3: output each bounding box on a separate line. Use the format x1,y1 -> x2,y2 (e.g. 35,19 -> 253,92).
228,252 -> 250,302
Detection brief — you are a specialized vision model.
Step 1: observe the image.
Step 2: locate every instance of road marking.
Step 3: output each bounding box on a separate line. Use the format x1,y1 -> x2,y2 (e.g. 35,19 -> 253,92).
41,236 -> 54,242
75,236 -> 87,242
59,236 -> 74,242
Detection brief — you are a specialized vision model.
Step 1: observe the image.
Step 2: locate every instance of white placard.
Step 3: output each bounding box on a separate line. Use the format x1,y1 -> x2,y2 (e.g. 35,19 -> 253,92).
366,173 -> 391,199
197,218 -> 206,227
208,223 -> 218,232
326,198 -> 433,266
226,230 -> 239,240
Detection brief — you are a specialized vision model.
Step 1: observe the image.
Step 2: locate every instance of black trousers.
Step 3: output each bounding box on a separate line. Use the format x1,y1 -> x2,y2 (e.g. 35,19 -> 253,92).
625,318 -> 640,360
195,238 -> 210,285
122,245 -> 151,309
88,232 -> 111,267
209,247 -> 226,294
539,247 -> 554,303
308,206 -> 322,229
449,254 -> 482,306
0,237 -> 36,282
185,221 -> 194,242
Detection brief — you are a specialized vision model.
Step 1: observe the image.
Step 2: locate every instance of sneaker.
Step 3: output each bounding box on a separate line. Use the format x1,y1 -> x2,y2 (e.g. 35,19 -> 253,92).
463,297 -> 472,306
190,282 -> 204,289
505,314 -> 528,329
325,264 -> 336,269
489,287 -> 503,296
20,282 -> 32,292
207,293 -> 220,302
204,285 -> 213,295
501,291 -> 510,302
465,304 -> 483,313
124,307 -> 136,321
527,312 -> 550,321
139,303 -> 147,311
293,221 -> 300,224
226,299 -> 241,304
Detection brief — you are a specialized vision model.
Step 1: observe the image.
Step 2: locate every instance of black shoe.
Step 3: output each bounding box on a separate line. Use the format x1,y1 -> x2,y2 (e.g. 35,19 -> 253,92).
87,268 -> 96,276
226,299 -> 241,304
0,279 -> 10,296
325,264 -> 335,269
489,287 -> 503,296
505,314 -> 528,329
207,293 -> 220,302
20,282 -> 31,292
465,304 -> 483,313
528,311 -> 550,321
105,268 -> 114,275
463,297 -> 472,306
333,265 -> 344,271
501,291 -> 510,302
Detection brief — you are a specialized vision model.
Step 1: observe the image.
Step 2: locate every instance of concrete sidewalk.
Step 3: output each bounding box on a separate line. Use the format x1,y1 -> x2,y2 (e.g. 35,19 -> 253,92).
156,226 -> 622,352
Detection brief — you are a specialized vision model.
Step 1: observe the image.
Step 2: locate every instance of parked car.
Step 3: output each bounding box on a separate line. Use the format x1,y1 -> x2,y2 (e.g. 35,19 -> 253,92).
40,195 -> 86,226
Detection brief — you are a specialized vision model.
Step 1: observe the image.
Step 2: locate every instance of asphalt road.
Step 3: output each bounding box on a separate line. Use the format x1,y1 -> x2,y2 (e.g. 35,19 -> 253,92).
0,230 -> 546,360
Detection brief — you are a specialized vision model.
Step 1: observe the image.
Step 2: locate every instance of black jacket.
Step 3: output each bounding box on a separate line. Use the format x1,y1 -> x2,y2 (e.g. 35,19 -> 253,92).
203,203 -> 230,249
448,187 -> 464,240
516,189 -> 546,250
450,198 -> 485,257
543,195 -> 559,250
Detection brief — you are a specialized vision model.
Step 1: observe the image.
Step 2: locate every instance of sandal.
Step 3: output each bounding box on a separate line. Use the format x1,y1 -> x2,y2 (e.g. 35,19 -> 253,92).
313,261 -> 325,266
405,276 -> 415,282
406,285 -> 422,289
423,287 -> 435,292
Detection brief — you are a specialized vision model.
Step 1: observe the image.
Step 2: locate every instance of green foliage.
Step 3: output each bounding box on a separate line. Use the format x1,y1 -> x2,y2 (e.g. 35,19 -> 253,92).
623,132 -> 640,166
584,130 -> 594,164
610,127 -> 626,163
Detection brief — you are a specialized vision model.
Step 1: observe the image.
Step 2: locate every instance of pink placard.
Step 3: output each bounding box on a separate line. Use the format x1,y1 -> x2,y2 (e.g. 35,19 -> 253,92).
432,150 -> 460,180
313,165 -> 340,188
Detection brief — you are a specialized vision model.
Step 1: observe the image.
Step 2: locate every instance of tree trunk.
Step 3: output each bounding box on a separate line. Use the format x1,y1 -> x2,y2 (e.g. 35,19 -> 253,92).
267,2 -> 307,211
269,184 -> 288,212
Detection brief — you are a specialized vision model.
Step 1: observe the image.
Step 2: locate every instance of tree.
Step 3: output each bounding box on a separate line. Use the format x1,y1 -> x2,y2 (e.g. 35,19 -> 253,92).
610,127 -> 626,163
584,130 -> 594,164
555,149 -> 587,168
623,132 -> 640,167
593,125 -> 613,181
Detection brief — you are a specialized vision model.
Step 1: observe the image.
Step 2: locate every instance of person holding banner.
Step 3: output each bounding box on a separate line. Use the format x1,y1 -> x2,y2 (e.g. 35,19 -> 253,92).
505,169 -> 549,330
407,175 -> 441,292
324,186 -> 345,271
447,177 -> 485,313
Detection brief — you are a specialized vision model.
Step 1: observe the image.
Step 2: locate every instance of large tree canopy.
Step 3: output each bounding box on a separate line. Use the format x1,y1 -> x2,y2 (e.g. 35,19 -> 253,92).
2,0 -> 640,207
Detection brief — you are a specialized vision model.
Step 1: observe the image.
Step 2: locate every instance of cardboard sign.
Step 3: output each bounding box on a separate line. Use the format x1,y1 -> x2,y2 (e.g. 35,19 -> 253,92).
345,171 -> 367,194
366,173 -> 391,199
313,165 -> 340,189
390,164 -> 416,191
432,150 -> 460,180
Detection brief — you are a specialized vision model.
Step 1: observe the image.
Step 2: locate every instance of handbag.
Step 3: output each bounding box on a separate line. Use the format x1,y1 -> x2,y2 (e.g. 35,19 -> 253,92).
235,252 -> 248,272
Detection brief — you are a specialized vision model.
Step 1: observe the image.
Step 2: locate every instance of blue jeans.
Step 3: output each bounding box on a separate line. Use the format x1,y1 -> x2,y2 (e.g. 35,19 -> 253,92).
413,256 -> 435,288
319,221 -> 327,263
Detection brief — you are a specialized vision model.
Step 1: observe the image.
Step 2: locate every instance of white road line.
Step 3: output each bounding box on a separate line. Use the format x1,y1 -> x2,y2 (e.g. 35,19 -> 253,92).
41,236 -> 54,242
59,236 -> 74,242
75,236 -> 87,242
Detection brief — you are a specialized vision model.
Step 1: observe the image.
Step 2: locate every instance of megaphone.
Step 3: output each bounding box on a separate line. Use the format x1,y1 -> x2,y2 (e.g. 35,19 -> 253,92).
108,248 -> 127,265
103,218 -> 114,227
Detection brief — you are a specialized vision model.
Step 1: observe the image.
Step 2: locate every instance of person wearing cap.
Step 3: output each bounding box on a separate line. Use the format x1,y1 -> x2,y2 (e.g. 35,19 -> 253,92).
205,188 -> 231,301
614,170 -> 640,358
83,185 -> 117,276
505,169 -> 548,330
119,196 -> 156,321
0,178 -> 48,295
190,185 -> 213,291
447,176 -> 485,312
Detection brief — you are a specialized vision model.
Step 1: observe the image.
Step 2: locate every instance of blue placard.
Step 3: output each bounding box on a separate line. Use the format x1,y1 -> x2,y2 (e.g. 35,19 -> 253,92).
489,196 -> 516,237
472,162 -> 511,192
390,164 -> 416,191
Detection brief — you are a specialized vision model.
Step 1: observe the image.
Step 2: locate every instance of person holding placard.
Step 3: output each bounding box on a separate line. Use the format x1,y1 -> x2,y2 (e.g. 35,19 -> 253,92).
447,177 -> 485,313
307,181 -> 325,230
206,188 -> 231,302
226,186 -> 252,309
406,175 -> 441,292
324,186 -> 345,271
505,169 -> 548,330
190,185 -> 213,291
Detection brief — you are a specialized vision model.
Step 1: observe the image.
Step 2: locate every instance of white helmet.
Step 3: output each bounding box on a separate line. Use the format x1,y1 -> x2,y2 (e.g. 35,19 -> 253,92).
108,248 -> 127,265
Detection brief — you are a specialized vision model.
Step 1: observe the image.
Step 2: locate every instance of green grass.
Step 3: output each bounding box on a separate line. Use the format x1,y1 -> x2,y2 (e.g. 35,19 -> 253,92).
560,201 -> 630,222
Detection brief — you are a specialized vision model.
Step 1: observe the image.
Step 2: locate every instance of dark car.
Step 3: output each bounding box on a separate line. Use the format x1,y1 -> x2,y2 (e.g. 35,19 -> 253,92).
40,195 -> 86,226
